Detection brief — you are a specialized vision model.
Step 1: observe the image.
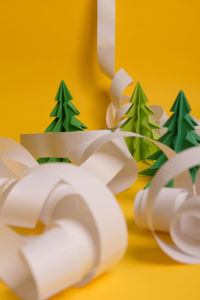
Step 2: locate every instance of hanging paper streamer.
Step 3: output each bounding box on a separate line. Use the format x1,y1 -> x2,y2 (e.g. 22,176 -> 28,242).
97,0 -> 133,128
97,0 -> 168,130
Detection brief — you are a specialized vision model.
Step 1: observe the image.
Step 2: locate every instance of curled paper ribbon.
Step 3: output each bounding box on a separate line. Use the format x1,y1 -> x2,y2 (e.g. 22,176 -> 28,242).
22,130 -> 200,265
1,2 -> 200,299
0,128 -> 197,299
97,0 -> 134,128
0,136 -> 128,300
135,146 -> 200,264
97,1 -> 200,263
134,187 -> 190,232
22,129 -> 190,194
21,129 -> 193,191
97,0 -> 168,131
21,130 -> 138,194
97,0 -> 200,135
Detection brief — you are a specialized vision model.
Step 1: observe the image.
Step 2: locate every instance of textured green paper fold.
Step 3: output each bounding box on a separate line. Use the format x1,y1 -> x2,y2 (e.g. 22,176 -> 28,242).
141,90 -> 200,187
38,80 -> 87,164
121,82 -> 160,161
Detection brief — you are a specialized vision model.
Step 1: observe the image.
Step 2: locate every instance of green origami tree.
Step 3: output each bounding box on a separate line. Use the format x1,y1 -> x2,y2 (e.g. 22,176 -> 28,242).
38,80 -> 87,164
140,90 -> 200,187
120,82 -> 160,161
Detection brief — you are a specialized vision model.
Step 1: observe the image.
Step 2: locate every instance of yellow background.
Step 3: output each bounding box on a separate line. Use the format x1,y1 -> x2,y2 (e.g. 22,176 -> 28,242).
0,0 -> 200,299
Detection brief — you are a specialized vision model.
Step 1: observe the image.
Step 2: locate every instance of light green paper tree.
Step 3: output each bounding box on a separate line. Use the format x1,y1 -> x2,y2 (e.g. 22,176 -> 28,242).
38,80 -> 87,164
120,82 -> 160,161
140,90 -> 200,187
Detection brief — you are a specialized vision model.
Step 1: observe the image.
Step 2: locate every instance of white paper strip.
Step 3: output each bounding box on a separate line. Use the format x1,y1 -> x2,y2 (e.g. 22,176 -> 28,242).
0,136 -> 129,299
0,125 -> 199,300
97,0 -> 115,79
21,130 -> 138,194
97,0 -> 200,264
134,146 -> 200,264
97,0 -> 169,132
97,0 -> 134,127
134,187 -> 189,232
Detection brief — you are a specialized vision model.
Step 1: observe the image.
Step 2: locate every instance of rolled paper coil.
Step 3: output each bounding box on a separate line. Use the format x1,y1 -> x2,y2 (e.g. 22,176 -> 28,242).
134,187 -> 189,232
169,196 -> 200,258
0,138 -> 128,300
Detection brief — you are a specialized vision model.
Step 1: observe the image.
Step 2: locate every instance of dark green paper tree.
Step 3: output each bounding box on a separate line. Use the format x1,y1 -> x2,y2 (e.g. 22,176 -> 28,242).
120,82 -> 160,161
38,80 -> 87,164
140,90 -> 200,187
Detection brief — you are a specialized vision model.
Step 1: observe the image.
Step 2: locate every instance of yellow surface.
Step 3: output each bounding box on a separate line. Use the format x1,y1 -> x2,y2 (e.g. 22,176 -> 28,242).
0,0 -> 200,299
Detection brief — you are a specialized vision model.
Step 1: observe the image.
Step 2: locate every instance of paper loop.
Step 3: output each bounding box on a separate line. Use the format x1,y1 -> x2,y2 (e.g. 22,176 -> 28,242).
21,130 -> 138,194
144,146 -> 200,263
21,129 -> 200,265
0,126 -> 199,300
0,137 -> 128,299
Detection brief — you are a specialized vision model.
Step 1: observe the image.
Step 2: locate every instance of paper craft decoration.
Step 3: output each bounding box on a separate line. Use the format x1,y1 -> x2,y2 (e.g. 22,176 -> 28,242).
2,3 -> 200,299
21,129 -> 138,194
0,136 -> 128,300
3,127 -> 177,298
38,80 -> 87,164
134,187 -> 189,232
134,144 -> 200,264
120,82 -> 160,161
97,0 -> 169,132
1,125 -> 200,300
140,90 -> 200,186
19,129 -> 200,266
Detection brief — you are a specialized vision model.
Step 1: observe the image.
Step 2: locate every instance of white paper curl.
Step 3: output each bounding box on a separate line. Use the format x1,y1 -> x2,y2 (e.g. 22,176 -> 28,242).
134,146 -> 200,264
0,124 -> 199,300
97,0 -> 169,131
0,136 -> 129,299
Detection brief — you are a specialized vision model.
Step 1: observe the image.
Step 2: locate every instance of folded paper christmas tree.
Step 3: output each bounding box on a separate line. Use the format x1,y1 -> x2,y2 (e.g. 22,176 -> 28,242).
120,82 -> 160,161
140,90 -> 200,187
38,80 -> 87,163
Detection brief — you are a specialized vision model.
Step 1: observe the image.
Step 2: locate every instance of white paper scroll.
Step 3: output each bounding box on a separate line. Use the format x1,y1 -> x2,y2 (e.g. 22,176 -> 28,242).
134,187 -> 190,232
134,146 -> 200,264
0,136 -> 129,300
0,130 -> 157,299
